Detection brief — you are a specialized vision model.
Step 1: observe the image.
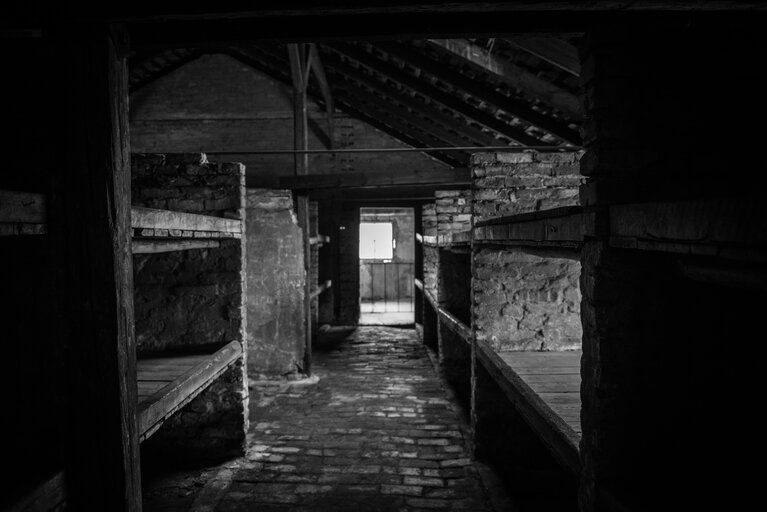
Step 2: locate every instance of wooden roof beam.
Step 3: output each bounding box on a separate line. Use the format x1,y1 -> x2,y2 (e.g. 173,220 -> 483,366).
503,36 -> 581,77
308,43 -> 335,148
327,42 -> 547,146
427,38 -> 582,119
319,49 -> 505,147
377,41 -> 581,144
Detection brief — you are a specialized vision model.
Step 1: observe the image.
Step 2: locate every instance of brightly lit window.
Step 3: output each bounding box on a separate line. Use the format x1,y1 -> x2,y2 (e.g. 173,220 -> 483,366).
359,222 -> 393,259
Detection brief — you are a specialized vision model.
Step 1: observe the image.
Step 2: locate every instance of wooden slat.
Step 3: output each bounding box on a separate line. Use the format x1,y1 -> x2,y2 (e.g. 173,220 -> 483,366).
414,278 -> 424,291
609,198 -> 767,262
131,239 -> 220,253
378,41 -> 581,144
280,168 -> 470,190
475,340 -> 581,476
131,206 -> 242,237
427,39 -> 582,119
422,235 -> 438,246
438,229 -> 472,247
309,234 -> 330,245
424,287 -> 440,311
328,43 -> 546,147
437,307 -> 471,344
474,207 -> 593,247
138,340 -> 242,441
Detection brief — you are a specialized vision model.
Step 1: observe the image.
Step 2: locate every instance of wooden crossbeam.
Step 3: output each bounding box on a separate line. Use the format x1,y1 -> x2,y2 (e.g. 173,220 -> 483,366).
280,168 -> 470,190
427,39 -> 582,120
503,37 -> 581,77
377,41 -> 581,144
308,43 -> 335,147
131,206 -> 242,236
327,43 -> 546,146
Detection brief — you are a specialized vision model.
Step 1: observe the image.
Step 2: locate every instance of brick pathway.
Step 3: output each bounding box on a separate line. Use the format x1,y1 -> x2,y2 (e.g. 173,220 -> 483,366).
211,326 -> 494,512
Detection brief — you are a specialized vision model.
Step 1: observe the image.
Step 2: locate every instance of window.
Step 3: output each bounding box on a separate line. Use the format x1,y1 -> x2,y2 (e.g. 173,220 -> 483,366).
359,222 -> 393,259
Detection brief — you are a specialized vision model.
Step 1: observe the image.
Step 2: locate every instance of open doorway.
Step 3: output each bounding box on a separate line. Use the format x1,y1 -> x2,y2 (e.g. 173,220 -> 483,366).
358,207 -> 415,326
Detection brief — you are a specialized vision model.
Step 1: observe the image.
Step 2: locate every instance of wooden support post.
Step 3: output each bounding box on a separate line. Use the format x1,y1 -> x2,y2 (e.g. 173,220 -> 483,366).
289,43 -> 313,376
51,25 -> 141,511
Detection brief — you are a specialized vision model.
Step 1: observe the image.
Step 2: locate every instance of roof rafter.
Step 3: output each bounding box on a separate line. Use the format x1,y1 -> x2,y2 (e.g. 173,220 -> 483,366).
427,39 -> 582,119
503,36 -> 581,77
327,42 -> 547,146
377,41 -> 581,144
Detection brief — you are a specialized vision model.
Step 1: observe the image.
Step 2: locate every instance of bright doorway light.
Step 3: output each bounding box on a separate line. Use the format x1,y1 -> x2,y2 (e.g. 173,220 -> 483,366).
359,222 -> 393,259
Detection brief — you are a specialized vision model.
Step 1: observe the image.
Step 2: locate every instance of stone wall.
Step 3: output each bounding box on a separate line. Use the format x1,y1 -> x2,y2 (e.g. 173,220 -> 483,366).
422,203 -> 438,296
246,189 -> 307,378
472,152 -> 583,223
132,153 -> 248,460
473,248 -> 581,352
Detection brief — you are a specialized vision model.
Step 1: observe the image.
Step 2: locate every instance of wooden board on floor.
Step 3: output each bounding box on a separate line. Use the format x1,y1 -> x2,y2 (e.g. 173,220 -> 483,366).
136,341 -> 242,441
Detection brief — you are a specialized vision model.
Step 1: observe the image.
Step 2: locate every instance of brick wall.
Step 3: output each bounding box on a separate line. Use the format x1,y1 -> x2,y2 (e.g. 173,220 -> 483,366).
246,189 -> 307,378
132,153 -> 247,459
472,152 -> 583,223
435,189 -> 472,233
422,203 -> 438,297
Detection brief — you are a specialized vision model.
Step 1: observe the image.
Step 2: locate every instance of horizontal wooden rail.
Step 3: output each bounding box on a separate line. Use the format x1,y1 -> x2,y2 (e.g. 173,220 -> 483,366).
438,229 -> 472,247
437,307 -> 471,344
310,280 -> 332,299
132,239 -> 221,254
138,340 -> 242,441
309,234 -> 331,245
473,206 -> 593,248
422,235 -> 438,246
475,339 -> 581,477
609,198 -> 767,262
131,207 -> 242,239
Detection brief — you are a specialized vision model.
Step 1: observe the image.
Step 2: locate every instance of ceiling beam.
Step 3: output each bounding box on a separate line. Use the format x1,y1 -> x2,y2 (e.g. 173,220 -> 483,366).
503,36 -> 581,76
427,38 -> 581,119
327,42 -> 547,146
377,41 -> 581,144
308,43 -> 335,147
280,167 -> 470,190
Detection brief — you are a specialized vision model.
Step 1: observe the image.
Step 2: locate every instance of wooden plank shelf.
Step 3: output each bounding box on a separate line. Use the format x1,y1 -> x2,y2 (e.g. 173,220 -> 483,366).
0,190 -> 46,236
476,340 -> 582,476
437,229 -> 472,248
474,206 -> 593,248
137,340 -> 242,442
437,307 -> 471,344
131,206 -> 242,240
310,280 -> 332,299
609,198 -> 767,262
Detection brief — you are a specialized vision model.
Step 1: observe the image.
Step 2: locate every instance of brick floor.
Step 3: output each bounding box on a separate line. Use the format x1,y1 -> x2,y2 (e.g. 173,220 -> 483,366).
145,326 -> 494,511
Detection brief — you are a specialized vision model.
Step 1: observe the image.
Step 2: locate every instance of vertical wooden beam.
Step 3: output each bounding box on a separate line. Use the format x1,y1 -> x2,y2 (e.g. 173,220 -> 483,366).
52,24 -> 141,510
289,43 -> 313,376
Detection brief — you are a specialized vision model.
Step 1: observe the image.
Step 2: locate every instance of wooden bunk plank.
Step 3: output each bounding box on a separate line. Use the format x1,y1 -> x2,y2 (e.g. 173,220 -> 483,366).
309,234 -> 330,245
137,340 -> 242,441
422,235 -> 438,246
438,229 -> 472,247
132,239 -> 221,253
476,339 -> 581,476
609,198 -> 767,262
414,278 -> 424,291
131,206 -> 242,238
474,207 -> 593,247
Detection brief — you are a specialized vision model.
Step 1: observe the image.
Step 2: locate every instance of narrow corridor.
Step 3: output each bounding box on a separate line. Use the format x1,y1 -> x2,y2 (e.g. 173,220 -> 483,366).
145,326 -> 495,511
